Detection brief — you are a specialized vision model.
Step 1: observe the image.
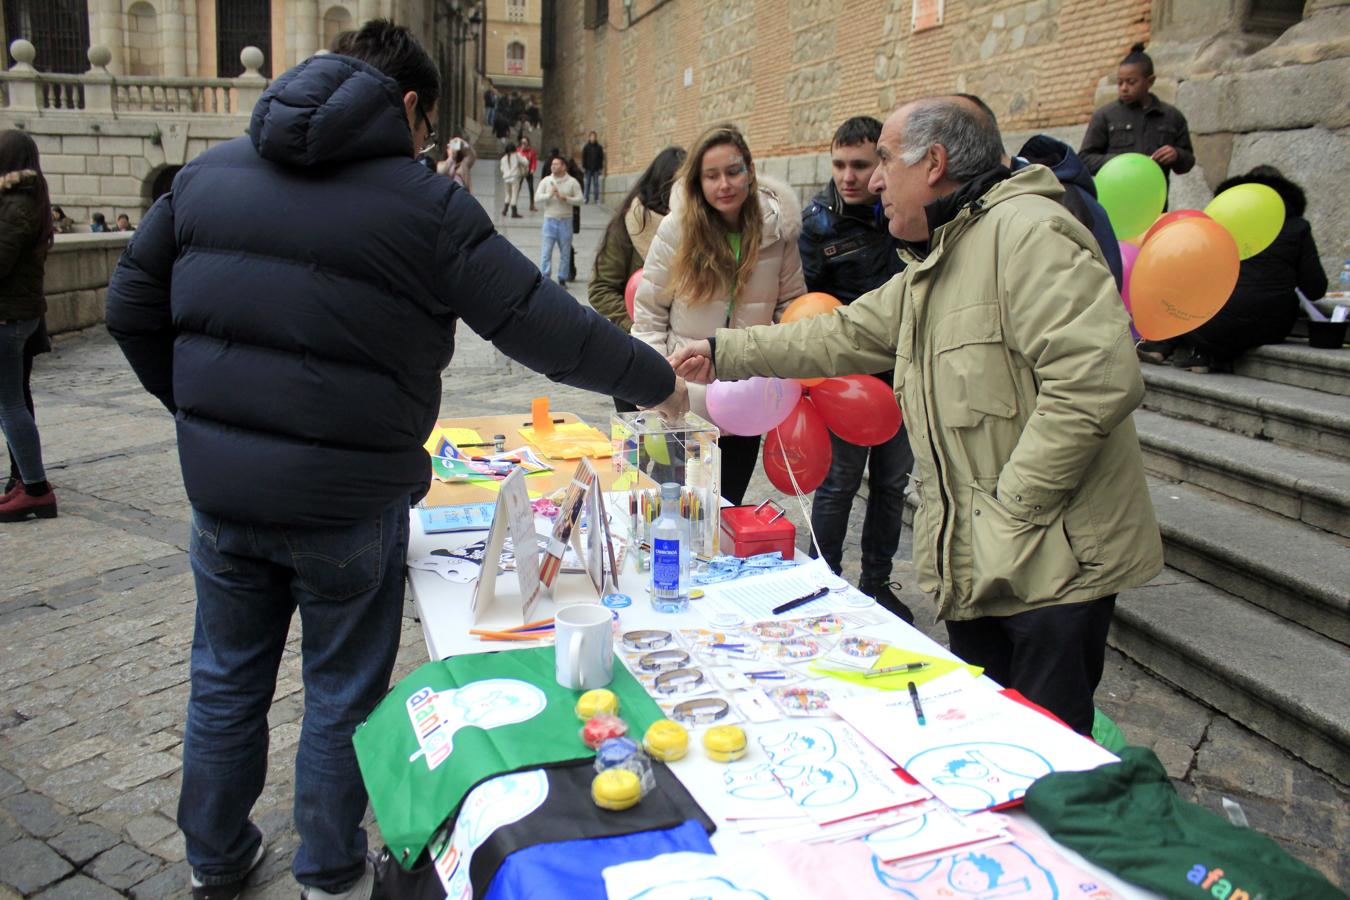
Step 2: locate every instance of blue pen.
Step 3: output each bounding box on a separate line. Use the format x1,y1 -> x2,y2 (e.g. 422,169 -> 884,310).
710,643 -> 749,651
908,681 -> 926,727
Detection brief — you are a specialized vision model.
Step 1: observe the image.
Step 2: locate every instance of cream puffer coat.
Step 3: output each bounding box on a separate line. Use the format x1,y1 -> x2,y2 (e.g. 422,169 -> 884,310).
632,175 -> 806,419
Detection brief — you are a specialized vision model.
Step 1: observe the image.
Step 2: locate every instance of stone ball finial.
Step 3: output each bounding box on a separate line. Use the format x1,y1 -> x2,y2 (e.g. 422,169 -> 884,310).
240,45 -> 264,73
87,45 -> 112,69
9,39 -> 36,67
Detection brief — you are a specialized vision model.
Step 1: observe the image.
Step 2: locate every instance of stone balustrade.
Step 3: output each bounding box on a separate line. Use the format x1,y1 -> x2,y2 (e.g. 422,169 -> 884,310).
0,40 -> 267,117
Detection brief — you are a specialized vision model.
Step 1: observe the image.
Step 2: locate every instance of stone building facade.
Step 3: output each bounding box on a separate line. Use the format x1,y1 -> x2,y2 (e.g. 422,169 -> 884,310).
543,0 -> 1347,279
485,0 -> 543,98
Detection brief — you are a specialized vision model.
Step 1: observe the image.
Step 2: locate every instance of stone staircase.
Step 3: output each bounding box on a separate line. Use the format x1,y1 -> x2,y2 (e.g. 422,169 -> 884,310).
1114,341 -> 1350,785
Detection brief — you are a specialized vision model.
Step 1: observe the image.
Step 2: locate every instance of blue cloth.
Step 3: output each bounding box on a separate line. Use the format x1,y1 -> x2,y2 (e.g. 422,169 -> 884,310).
540,216 -> 573,281
809,427 -> 913,584
1013,135 -> 1124,289
105,53 -> 673,527
177,500 -> 408,891
482,821 -> 715,900
0,317 -> 44,484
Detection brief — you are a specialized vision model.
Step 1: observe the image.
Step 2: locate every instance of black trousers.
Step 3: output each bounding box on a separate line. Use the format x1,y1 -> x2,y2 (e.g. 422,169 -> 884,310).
945,595 -> 1116,735
718,434 -> 761,507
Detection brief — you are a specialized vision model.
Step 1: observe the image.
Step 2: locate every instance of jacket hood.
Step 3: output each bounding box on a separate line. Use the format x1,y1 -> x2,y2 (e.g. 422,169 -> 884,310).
624,199 -> 665,261
1016,135 -> 1096,198
0,169 -> 38,192
249,54 -> 413,167
668,174 -> 803,247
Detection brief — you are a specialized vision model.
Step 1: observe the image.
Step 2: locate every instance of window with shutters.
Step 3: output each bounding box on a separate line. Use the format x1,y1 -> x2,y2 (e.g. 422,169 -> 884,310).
506,40 -> 525,75
216,0 -> 271,77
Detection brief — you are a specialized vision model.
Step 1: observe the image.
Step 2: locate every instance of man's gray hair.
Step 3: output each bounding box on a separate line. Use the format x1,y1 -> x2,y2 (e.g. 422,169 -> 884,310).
899,98 -> 1005,183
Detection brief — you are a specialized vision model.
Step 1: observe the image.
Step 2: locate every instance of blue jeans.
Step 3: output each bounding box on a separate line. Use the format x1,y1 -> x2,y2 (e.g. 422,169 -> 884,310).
0,318 -> 45,484
179,501 -> 409,892
809,427 -> 913,584
540,217 -> 572,280
584,171 -> 601,203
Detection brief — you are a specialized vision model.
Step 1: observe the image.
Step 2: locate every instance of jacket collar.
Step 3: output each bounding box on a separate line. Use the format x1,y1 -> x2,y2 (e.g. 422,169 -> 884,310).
824,180 -> 886,228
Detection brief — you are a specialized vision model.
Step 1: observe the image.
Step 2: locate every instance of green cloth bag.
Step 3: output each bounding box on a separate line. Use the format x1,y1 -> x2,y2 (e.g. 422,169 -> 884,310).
353,646 -> 664,868
1092,708 -> 1128,754
1024,746 -> 1346,900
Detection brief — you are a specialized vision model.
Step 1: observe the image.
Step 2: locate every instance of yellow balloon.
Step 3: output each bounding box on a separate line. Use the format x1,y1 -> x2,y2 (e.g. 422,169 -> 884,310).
1204,183 -> 1285,260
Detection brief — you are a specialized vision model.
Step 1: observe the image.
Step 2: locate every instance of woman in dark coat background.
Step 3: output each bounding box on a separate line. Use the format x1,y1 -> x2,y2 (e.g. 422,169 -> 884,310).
1144,166 -> 1328,373
0,129 -> 57,520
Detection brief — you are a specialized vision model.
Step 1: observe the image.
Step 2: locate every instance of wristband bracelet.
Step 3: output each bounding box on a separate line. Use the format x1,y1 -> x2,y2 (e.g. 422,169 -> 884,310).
639,649 -> 690,672
623,629 -> 672,652
654,668 -> 705,695
672,697 -> 730,724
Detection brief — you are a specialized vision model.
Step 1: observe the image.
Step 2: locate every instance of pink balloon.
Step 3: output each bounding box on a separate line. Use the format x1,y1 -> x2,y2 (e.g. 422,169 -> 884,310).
624,268 -> 643,321
1118,240 -> 1142,341
705,377 -> 802,436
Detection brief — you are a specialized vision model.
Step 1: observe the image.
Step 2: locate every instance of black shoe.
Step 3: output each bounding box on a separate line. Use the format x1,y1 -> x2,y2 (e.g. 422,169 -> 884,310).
860,580 -> 915,625
1170,346 -> 1220,374
1136,340 -> 1173,365
191,839 -> 266,900
511,206 -> 522,218
501,204 -> 509,216
557,278 -> 568,288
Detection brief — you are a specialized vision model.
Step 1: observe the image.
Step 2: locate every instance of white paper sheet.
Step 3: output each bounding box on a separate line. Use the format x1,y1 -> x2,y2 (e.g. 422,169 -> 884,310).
832,670 -> 1119,813
603,850 -> 808,900
698,559 -> 856,622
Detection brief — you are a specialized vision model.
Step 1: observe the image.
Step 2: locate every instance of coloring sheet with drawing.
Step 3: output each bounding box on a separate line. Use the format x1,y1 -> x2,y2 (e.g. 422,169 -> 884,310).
602,850 -> 807,900
832,671 -> 1119,813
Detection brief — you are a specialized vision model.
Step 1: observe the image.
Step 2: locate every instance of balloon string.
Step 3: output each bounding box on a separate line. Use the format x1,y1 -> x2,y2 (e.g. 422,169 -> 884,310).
774,425 -> 822,559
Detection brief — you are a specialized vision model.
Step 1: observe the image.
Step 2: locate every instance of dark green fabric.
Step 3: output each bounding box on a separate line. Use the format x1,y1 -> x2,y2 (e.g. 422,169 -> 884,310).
1024,746 -> 1346,900
590,221 -> 638,332
1091,709 -> 1128,754
353,646 -> 664,868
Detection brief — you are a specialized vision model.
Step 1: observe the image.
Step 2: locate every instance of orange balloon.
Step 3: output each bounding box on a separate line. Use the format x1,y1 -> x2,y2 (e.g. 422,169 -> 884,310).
1141,209 -> 1209,245
1129,217 -> 1240,341
799,377 -> 826,388
780,292 -> 842,324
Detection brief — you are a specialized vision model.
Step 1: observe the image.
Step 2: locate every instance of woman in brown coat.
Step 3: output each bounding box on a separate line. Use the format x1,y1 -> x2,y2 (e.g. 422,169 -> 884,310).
0,129 -> 56,521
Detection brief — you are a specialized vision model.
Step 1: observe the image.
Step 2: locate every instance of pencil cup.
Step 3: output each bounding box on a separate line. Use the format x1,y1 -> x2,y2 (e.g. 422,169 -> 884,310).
555,604 -> 614,690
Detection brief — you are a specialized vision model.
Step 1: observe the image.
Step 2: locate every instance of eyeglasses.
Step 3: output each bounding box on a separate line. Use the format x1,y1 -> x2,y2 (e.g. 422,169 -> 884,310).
417,106 -> 437,155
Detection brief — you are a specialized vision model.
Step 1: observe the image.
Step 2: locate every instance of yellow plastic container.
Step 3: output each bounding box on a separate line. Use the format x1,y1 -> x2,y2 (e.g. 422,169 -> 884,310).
575,689 -> 619,721
643,719 -> 690,762
591,768 -> 642,811
702,725 -> 748,762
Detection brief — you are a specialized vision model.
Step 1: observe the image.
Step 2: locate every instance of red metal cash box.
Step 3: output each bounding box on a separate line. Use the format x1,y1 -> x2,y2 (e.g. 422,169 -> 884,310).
719,499 -> 796,558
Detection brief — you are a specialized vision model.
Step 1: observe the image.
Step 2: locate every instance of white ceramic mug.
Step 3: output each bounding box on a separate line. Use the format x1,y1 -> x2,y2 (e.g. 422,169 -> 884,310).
554,603 -> 613,691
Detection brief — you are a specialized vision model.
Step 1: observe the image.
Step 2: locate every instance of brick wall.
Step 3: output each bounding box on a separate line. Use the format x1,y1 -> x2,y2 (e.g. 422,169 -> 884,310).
543,0 -> 1150,181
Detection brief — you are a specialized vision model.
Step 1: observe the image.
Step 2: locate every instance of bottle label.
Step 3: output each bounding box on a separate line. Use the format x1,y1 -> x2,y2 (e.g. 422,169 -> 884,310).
652,537 -> 681,592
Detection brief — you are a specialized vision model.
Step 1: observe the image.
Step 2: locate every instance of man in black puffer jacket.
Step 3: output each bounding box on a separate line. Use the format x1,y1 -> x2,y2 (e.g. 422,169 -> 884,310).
105,21 -> 682,900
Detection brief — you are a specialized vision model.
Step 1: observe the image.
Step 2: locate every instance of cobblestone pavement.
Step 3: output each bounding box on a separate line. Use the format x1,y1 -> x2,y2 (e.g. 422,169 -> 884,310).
1,162 -> 1346,898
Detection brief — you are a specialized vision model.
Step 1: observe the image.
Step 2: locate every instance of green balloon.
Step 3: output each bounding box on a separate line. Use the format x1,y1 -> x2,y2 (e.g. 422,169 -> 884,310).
1095,153 -> 1167,240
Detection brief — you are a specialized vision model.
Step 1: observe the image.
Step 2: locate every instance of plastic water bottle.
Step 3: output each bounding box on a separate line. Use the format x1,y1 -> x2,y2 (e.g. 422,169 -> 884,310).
650,482 -> 689,613
1339,259 -> 1350,294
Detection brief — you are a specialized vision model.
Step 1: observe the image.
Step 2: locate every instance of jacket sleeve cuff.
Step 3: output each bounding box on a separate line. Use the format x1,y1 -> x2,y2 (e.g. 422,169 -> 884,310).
706,335 -> 716,361
995,472 -> 1067,526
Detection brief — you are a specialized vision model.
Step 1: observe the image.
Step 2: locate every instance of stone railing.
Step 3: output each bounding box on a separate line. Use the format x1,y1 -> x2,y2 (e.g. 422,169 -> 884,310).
0,40 -> 267,117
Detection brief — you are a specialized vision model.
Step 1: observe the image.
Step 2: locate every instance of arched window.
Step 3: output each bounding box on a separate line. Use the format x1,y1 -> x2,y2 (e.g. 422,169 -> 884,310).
216,0 -> 271,77
125,2 -> 160,76
322,5 -> 353,52
506,41 -> 525,76
2,0 -> 90,73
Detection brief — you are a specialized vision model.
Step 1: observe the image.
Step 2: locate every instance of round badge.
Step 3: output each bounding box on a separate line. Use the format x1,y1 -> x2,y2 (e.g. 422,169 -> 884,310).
602,592 -> 633,609
708,612 -> 744,628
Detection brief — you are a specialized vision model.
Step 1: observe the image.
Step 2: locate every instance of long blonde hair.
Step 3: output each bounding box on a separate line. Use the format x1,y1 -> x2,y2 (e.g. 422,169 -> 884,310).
669,124 -> 763,307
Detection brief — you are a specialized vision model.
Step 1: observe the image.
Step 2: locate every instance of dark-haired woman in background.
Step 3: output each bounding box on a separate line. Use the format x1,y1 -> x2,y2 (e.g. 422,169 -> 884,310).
1139,166 -> 1327,373
0,129 -> 57,521
589,145 -> 687,412
1079,42 -> 1194,190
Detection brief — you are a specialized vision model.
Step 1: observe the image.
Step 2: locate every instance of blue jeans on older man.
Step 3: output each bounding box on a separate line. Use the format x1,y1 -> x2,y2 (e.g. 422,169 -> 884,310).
177,500 -> 408,893
540,216 -> 572,282
808,427 -> 913,586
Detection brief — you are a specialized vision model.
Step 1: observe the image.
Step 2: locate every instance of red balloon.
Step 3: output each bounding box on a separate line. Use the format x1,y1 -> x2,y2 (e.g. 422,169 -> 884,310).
624,268 -> 644,321
1141,209 -> 1208,246
808,375 -> 901,446
763,397 -> 832,494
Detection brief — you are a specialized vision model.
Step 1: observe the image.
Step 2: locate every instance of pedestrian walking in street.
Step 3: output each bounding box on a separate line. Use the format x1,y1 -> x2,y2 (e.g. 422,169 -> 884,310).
633,123 -> 805,506
519,135 -> 539,212
535,155 -> 583,287
1079,42 -> 1194,191
797,116 -> 914,623
670,98 -> 1163,733
590,145 -> 686,411
0,130 -> 57,523
104,20 -> 685,900
582,130 -> 605,204
499,141 -> 528,218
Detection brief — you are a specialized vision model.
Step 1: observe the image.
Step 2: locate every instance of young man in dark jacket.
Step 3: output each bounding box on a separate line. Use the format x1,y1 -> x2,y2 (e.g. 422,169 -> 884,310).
105,20 -> 683,900
798,116 -> 915,624
582,131 -> 604,204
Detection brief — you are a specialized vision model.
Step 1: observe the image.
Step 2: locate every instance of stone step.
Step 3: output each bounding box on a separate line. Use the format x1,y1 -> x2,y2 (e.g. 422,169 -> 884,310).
1141,366 -> 1350,459
1234,341 -> 1350,398
1149,481 -> 1350,645
1135,409 -> 1350,538
1112,571 -> 1350,784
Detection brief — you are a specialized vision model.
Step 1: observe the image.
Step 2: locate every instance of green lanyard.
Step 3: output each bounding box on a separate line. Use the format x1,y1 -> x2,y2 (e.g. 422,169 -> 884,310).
725,232 -> 742,327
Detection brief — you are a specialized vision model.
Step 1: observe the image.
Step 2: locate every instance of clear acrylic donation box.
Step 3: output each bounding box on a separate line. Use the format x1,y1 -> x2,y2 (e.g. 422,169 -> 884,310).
611,411 -> 721,567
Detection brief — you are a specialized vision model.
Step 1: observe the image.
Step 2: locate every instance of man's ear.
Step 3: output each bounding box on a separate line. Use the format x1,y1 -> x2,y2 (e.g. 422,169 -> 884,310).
926,144 -> 948,187
1145,74 -> 1156,91
402,91 -> 419,122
